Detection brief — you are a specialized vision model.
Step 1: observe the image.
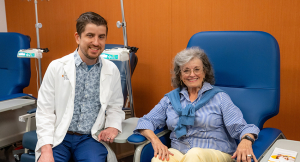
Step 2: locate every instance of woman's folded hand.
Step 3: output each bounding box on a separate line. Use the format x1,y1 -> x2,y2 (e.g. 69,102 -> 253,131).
140,129 -> 174,161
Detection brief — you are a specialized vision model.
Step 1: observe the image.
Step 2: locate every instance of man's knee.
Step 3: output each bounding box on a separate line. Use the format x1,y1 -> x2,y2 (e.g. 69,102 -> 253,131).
81,144 -> 107,161
73,136 -> 108,161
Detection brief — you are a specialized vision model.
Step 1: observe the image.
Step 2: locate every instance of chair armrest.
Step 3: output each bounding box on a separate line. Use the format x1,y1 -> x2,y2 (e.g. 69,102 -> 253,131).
95,117 -> 139,143
252,128 -> 286,161
131,128 -> 171,162
127,126 -> 170,145
19,113 -> 36,122
0,98 -> 35,113
113,117 -> 139,143
19,112 -> 36,132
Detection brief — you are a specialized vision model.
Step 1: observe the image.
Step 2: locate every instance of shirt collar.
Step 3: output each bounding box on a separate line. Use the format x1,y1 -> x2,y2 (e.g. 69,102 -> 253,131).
74,49 -> 101,67
179,82 -> 213,102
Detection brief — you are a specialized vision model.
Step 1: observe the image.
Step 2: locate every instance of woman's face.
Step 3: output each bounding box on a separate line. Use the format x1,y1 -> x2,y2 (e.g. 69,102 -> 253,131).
180,58 -> 206,90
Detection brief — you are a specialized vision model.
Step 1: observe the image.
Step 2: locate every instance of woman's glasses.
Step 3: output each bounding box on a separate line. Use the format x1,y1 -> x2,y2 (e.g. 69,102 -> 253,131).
181,67 -> 202,76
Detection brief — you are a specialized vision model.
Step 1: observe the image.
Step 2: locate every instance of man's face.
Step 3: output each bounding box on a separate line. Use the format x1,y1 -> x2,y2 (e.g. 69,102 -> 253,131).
75,23 -> 107,63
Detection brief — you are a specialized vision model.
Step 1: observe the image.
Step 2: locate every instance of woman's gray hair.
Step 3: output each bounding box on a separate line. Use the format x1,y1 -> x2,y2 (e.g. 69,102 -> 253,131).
171,47 -> 215,88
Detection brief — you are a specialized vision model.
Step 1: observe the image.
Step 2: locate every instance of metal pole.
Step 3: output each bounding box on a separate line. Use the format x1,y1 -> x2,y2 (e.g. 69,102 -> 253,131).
34,0 -> 43,86
125,61 -> 134,117
120,0 -> 128,47
119,0 -> 135,116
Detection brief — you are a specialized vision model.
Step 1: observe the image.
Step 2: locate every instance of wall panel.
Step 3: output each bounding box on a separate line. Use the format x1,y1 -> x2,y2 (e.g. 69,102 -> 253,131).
5,0 -> 300,141
0,0 -> 7,32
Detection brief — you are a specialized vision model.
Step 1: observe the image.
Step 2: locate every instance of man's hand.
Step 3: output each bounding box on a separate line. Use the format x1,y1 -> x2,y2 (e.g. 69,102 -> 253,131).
38,144 -> 54,162
98,127 -> 119,143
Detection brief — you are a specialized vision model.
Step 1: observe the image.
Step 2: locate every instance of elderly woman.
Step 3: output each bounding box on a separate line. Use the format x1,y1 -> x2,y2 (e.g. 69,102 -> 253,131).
134,47 -> 260,162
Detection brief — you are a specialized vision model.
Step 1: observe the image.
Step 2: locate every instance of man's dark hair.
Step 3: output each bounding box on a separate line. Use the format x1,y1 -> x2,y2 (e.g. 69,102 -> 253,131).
76,12 -> 108,37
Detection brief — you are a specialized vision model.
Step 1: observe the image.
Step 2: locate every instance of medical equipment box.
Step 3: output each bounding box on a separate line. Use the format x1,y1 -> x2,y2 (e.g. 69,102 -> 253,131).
101,48 -> 129,61
17,49 -> 43,58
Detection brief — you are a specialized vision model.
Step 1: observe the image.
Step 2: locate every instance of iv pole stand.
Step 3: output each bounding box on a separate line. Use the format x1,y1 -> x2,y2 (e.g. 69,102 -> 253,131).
117,0 -> 135,117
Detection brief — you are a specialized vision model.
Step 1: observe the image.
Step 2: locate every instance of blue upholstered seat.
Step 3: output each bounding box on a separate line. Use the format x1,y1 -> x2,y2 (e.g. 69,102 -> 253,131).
127,31 -> 285,162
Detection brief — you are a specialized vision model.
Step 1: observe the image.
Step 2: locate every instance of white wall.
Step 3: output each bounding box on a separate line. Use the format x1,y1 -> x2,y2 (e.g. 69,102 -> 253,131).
0,0 -> 7,32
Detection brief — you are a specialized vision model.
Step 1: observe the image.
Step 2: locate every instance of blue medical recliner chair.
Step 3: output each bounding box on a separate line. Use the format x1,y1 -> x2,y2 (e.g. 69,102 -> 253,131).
0,32 -> 31,100
0,32 -> 37,152
20,44 -> 138,162
127,31 -> 285,162
105,44 -> 138,114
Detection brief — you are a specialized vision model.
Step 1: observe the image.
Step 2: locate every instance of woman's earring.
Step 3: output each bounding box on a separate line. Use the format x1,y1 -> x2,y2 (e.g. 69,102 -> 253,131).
180,80 -> 183,85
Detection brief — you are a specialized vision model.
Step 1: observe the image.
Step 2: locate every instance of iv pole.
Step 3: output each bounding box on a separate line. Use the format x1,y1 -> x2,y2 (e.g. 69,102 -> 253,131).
17,1 -> 48,87
33,0 -> 43,86
117,0 -> 135,117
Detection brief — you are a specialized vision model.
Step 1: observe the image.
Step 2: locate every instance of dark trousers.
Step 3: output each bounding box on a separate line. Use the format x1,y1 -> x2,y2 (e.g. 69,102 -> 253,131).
52,133 -> 108,162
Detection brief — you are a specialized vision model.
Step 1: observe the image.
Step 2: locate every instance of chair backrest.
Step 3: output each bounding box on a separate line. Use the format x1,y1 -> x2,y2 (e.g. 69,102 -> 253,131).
0,32 -> 31,98
187,31 -> 280,130
104,44 -> 138,106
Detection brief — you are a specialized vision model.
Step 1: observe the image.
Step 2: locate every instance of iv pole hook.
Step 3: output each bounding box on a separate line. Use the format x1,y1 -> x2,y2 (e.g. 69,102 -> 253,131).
116,0 -> 128,47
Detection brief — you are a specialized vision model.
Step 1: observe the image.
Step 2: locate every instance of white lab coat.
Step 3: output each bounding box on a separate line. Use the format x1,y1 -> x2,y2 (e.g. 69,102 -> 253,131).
35,51 -> 125,162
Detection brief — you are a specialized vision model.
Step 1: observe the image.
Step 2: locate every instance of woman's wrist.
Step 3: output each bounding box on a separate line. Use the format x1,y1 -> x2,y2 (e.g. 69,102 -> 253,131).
241,133 -> 255,145
139,129 -> 159,142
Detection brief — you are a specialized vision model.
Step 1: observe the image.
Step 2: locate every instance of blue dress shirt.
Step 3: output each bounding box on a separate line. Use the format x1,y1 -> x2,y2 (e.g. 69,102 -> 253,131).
134,82 -> 260,155
68,51 -> 102,134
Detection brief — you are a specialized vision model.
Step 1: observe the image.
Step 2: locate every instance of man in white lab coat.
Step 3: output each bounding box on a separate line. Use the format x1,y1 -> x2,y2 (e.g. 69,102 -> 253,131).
35,12 -> 125,162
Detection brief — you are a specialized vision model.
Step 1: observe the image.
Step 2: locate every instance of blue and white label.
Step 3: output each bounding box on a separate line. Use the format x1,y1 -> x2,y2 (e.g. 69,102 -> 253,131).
18,52 -> 35,57
101,53 -> 119,60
